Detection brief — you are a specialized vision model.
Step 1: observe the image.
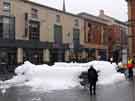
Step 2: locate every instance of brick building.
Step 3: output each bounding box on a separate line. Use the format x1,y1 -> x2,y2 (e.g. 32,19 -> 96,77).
99,10 -> 128,63
126,0 -> 135,57
79,13 -> 110,61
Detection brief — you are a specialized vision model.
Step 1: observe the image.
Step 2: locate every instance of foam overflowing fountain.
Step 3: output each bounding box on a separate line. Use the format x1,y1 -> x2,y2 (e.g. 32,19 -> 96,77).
0,81 -> 10,95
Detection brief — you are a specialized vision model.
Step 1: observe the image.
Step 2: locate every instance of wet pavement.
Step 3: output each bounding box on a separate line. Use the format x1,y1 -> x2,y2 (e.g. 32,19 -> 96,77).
0,79 -> 135,101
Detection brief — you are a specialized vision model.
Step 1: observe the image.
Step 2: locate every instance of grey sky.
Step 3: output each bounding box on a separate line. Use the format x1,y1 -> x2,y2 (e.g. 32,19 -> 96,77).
30,0 -> 128,21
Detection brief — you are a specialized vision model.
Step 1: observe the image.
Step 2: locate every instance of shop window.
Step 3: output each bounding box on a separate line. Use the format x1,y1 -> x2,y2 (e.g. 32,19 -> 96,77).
23,49 -> 43,64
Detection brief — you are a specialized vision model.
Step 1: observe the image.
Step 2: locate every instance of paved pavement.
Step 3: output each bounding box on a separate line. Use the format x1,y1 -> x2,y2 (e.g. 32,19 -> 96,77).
0,78 -> 135,101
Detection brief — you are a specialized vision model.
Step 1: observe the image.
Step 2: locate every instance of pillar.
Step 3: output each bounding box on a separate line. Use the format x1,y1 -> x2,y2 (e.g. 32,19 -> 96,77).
65,50 -> 70,62
43,49 -> 50,63
96,49 -> 99,60
17,48 -> 23,64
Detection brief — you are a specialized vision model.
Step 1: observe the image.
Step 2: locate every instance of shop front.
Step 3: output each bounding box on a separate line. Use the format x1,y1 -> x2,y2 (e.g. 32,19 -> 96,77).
98,49 -> 107,61
23,48 -> 43,65
0,48 -> 17,73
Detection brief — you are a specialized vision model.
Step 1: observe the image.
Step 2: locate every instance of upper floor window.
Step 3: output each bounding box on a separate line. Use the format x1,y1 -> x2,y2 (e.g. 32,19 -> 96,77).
56,15 -> 60,23
29,21 -> 40,40
31,8 -> 38,19
0,16 -> 15,40
4,0 -> 10,3
3,2 -> 10,10
87,23 -> 93,42
74,19 -> 79,27
3,2 -> 10,16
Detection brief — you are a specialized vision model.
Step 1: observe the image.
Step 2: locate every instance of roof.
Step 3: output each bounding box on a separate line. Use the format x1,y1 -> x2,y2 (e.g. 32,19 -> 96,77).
100,14 -> 128,26
78,12 -> 110,25
21,0 -> 83,19
20,0 -> 127,26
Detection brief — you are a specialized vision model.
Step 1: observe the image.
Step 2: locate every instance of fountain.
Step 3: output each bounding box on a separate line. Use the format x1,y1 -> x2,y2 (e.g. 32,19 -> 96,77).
32,97 -> 41,101
0,81 -> 9,95
0,76 -> 29,96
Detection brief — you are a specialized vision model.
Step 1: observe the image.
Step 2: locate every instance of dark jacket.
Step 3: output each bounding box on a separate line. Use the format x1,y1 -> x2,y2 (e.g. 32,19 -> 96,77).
88,66 -> 98,83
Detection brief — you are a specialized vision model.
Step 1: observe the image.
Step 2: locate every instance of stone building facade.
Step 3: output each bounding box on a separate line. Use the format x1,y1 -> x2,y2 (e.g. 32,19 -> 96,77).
0,0 -> 128,72
0,0 -> 85,72
126,0 -> 135,57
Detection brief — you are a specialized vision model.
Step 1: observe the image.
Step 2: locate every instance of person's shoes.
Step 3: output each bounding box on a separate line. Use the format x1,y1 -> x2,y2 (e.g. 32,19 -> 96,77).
90,93 -> 92,96
90,91 -> 92,96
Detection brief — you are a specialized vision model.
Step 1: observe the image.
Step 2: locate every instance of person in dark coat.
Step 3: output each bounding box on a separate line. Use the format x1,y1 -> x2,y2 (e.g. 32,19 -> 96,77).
88,66 -> 98,95
127,57 -> 134,79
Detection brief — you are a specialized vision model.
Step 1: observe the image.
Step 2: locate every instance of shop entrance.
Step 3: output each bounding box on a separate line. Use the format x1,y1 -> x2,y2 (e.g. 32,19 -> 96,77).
0,48 -> 17,74
23,48 -> 43,65
50,49 -> 65,64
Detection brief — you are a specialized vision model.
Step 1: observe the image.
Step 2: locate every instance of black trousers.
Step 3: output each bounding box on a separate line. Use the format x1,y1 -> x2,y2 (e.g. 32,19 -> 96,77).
128,68 -> 133,79
89,82 -> 96,95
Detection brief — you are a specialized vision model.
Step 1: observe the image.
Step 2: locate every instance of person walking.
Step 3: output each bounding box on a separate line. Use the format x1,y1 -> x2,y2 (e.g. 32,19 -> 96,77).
127,57 -> 134,80
109,57 -> 113,64
88,66 -> 98,95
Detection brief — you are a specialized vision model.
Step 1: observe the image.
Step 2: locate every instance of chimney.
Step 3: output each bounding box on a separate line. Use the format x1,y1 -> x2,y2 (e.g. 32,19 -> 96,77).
99,10 -> 104,16
63,0 -> 66,12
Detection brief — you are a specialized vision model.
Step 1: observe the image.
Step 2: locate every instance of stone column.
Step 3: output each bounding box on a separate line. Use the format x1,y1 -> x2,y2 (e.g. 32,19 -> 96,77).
96,49 -> 99,60
43,49 -> 50,63
17,48 -> 23,64
65,50 -> 70,62
58,49 -> 63,62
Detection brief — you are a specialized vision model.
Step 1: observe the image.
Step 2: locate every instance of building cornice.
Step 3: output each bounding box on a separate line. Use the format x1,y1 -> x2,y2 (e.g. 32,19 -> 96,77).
78,13 -> 111,25
19,0 -> 83,19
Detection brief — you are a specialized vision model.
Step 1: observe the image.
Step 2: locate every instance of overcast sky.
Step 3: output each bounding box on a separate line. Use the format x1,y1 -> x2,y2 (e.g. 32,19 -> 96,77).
30,0 -> 128,21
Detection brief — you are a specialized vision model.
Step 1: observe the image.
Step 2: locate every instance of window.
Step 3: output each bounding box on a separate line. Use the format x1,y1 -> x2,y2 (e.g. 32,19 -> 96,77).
31,8 -> 38,19
73,29 -> 80,49
74,19 -> 79,27
0,23 -> 3,38
3,2 -> 10,16
3,23 -> 10,39
56,15 -> 60,23
4,0 -> 10,3
24,13 -> 28,37
3,17 -> 9,23
54,24 -> 62,45
0,16 -> 15,40
23,49 -> 43,64
87,23 -> 92,42
3,2 -> 10,10
29,21 -> 40,40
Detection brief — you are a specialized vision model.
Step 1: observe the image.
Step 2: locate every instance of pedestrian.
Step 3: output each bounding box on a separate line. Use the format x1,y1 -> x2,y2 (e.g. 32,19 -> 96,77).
117,62 -> 125,73
127,57 -> 134,80
109,57 -> 113,64
88,66 -> 98,95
